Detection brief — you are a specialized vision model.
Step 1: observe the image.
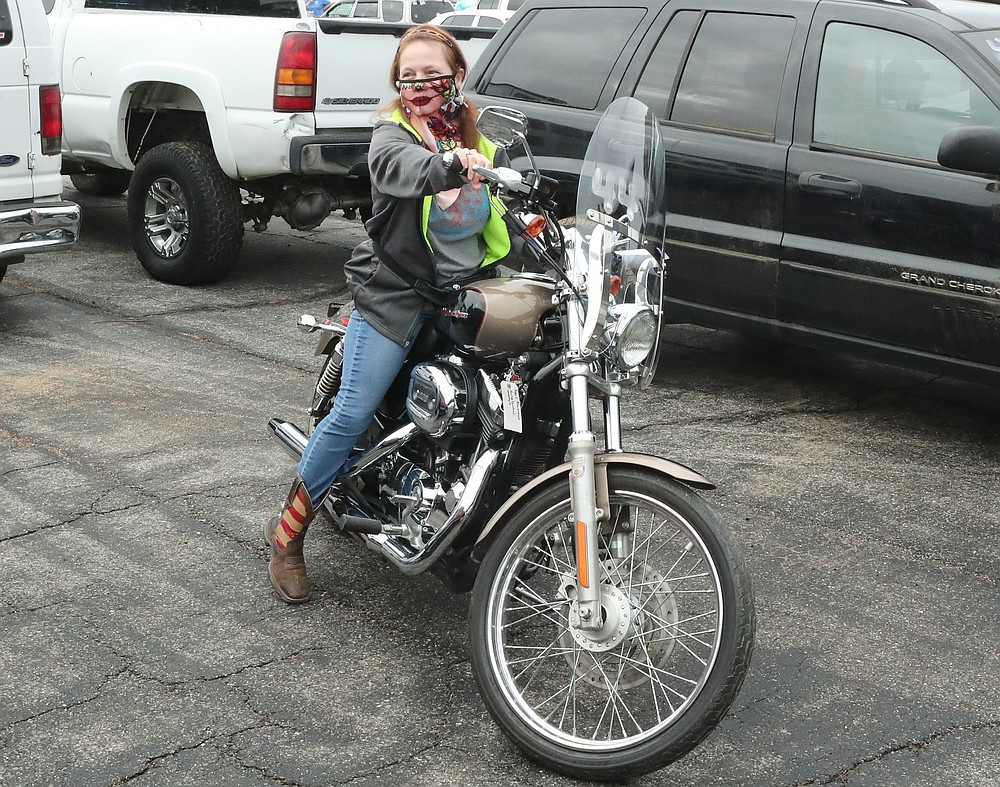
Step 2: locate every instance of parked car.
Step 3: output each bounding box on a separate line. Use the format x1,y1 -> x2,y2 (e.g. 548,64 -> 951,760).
0,0 -> 80,286
323,0 -> 455,23
467,0 -> 1000,386
431,8 -> 513,27
474,0 -> 526,11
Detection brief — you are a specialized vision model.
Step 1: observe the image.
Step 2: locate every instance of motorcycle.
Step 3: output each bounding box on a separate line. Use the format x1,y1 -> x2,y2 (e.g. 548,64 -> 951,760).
268,98 -> 755,780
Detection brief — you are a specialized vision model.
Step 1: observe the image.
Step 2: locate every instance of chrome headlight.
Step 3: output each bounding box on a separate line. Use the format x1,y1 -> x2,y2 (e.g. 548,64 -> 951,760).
605,303 -> 657,369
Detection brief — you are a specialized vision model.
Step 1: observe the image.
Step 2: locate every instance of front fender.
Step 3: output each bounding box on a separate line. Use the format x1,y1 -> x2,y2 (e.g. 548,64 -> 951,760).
474,452 -> 714,546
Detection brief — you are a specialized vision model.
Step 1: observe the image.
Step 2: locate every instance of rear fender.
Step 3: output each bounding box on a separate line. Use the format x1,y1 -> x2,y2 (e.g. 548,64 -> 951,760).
474,452 -> 714,546
312,302 -> 352,356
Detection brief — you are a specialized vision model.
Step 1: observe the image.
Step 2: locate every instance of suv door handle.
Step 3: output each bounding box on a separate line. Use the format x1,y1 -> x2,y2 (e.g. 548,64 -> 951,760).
799,172 -> 862,198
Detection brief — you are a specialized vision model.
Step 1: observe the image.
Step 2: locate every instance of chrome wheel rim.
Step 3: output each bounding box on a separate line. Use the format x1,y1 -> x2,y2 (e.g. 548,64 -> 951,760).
485,490 -> 724,751
142,177 -> 189,257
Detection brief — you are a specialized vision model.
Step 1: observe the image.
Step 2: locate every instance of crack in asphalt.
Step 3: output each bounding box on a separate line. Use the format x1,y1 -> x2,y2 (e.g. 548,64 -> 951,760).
108,721 -> 280,786
1,458 -> 60,478
0,498 -> 149,544
129,648 -> 328,689
0,664 -> 131,732
787,719 -> 1000,785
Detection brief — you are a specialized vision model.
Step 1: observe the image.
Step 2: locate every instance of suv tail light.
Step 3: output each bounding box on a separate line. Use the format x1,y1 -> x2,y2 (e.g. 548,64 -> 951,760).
39,84 -> 63,155
274,31 -> 316,112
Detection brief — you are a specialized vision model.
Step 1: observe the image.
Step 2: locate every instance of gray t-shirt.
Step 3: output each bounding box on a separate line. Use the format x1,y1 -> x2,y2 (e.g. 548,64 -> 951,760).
428,183 -> 490,284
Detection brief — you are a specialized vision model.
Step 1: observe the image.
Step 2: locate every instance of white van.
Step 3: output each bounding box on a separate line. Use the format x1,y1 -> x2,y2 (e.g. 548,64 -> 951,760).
0,0 -> 80,285
322,0 -> 455,24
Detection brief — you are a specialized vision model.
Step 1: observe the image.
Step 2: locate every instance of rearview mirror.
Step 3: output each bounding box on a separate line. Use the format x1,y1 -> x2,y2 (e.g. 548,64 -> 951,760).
477,106 -> 528,149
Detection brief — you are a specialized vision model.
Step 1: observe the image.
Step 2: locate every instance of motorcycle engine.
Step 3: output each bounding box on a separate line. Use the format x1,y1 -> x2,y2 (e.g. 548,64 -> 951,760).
405,361 -> 472,438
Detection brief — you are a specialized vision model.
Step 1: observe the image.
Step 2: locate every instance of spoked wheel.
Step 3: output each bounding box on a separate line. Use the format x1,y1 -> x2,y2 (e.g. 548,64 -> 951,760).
470,466 -> 755,780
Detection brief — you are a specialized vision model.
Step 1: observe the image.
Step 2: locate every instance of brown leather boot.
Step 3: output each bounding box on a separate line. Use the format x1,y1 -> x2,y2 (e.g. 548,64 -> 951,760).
265,477 -> 316,604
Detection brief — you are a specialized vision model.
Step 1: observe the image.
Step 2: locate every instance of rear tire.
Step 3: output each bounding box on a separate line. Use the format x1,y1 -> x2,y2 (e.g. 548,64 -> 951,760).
469,466 -> 755,780
127,141 -> 243,285
0,266 -> 7,284
70,171 -> 131,197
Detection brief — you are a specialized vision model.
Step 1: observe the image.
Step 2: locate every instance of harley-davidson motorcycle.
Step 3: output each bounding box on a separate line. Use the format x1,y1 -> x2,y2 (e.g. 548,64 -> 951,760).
268,98 -> 755,780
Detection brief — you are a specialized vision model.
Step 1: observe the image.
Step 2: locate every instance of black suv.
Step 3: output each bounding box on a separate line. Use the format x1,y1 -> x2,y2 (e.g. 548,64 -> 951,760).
467,0 -> 1000,385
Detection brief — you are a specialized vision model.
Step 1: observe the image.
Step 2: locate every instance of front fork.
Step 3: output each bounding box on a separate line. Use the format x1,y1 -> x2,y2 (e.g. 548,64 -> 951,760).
564,359 -> 620,631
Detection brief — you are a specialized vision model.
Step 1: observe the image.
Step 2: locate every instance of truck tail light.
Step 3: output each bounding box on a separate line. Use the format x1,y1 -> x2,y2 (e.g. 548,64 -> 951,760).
39,84 -> 63,155
274,31 -> 316,112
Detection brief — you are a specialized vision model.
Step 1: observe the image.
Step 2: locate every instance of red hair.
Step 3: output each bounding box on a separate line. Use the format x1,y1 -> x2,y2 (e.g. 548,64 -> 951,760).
384,24 -> 480,149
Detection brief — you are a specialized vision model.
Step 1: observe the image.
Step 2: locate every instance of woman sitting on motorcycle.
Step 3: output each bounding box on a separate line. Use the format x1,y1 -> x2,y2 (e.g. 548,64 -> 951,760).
265,24 -> 517,604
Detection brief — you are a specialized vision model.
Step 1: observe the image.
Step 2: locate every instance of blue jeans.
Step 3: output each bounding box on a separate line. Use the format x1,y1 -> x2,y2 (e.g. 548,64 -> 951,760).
297,309 -> 421,504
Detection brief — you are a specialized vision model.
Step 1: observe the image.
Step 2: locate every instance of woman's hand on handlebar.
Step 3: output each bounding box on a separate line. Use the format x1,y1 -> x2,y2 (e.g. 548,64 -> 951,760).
454,148 -> 490,187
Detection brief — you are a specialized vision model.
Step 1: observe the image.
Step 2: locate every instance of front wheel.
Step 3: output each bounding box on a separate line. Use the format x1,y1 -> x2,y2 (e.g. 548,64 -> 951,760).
127,141 -> 243,285
469,466 -> 755,780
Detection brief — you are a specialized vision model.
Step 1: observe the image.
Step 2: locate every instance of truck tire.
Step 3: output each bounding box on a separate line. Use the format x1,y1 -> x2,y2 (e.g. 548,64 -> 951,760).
127,141 -> 243,285
70,171 -> 131,196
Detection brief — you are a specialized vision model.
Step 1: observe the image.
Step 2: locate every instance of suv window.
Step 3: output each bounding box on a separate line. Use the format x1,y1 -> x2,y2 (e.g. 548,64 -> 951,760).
670,13 -> 795,137
814,23 -> 1000,161
84,0 -> 301,15
479,7 -> 645,109
633,10 -> 700,118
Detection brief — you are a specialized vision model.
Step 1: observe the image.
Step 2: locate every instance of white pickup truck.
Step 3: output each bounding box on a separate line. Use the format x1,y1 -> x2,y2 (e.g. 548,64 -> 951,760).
45,0 -> 494,284
1,0 -> 80,286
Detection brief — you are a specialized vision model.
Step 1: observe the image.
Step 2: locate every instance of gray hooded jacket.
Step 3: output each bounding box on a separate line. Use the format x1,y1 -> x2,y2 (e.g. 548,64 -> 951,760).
344,115 -> 513,347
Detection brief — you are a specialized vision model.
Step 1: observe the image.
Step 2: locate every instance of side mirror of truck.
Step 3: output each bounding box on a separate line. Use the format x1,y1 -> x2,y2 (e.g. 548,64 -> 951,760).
937,125 -> 1000,177
477,106 -> 529,149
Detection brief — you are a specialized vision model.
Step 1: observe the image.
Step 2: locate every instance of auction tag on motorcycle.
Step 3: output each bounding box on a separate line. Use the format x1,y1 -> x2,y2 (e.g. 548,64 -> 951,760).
501,381 -> 523,433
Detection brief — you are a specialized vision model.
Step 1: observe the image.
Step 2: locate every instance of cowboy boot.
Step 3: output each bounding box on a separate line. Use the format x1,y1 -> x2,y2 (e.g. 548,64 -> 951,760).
265,477 -> 316,604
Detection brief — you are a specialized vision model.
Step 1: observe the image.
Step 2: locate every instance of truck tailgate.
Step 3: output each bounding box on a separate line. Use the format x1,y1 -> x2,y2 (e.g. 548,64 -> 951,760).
314,20 -> 496,133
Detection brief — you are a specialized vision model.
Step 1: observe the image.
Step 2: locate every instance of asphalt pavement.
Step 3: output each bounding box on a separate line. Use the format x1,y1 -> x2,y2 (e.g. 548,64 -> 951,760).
0,182 -> 997,787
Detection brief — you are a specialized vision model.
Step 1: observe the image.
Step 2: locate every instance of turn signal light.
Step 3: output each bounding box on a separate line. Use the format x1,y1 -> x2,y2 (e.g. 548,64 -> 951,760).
274,31 -> 317,112
525,214 -> 547,238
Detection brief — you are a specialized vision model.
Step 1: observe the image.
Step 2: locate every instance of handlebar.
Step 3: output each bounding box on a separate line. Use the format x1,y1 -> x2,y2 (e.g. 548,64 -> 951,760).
472,165 -> 532,195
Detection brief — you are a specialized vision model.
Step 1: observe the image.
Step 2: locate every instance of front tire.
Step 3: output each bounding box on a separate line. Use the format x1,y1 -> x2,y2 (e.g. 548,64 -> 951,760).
469,466 -> 755,780
127,141 -> 243,285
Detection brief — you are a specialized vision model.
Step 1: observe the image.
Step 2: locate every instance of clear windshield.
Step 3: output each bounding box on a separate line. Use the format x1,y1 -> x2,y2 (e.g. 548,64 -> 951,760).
573,97 -> 665,382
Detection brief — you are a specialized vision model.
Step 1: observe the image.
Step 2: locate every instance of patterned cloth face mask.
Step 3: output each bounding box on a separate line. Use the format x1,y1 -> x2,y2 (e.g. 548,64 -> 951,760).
398,74 -> 465,151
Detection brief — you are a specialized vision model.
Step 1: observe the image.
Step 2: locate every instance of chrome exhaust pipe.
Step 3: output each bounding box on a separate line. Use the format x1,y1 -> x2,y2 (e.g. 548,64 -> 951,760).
270,418 -> 309,460
266,418 -> 501,576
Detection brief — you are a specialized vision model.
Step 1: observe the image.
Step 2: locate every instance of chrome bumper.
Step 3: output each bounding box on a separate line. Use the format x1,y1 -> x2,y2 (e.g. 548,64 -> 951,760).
0,200 -> 81,260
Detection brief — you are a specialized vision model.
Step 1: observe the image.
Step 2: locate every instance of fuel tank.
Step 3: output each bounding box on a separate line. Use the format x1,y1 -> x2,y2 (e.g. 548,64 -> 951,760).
436,274 -> 556,361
